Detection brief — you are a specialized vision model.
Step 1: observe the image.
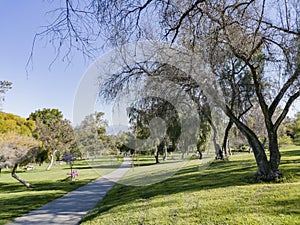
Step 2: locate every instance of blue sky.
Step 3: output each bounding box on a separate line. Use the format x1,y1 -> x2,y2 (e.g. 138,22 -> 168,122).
0,1 -> 92,122
0,1 -> 299,125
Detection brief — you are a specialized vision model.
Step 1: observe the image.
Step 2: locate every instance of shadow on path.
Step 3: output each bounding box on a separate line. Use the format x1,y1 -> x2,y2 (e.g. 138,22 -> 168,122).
6,157 -> 131,225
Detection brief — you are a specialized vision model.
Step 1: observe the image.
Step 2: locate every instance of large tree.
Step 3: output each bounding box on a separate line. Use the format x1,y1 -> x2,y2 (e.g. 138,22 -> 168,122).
102,62 -> 217,159
40,0 -> 300,181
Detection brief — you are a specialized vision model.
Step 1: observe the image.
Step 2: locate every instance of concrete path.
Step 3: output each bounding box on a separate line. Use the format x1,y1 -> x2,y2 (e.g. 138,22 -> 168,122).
7,157 -> 131,225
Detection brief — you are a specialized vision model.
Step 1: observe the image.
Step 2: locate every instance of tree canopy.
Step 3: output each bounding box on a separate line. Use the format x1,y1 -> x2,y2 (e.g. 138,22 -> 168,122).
74,112 -> 110,158
39,0 -> 300,181
0,112 -> 35,136
29,108 -> 63,126
0,113 -> 39,188
29,108 -> 74,170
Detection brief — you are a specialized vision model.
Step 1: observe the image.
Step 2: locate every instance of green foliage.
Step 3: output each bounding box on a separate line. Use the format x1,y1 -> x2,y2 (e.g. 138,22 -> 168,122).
289,113 -> 300,144
34,119 -> 75,157
197,120 -> 211,152
115,132 -> 135,154
74,112 -> 110,158
128,97 -> 181,149
281,113 -> 300,145
278,135 -> 293,145
28,108 -> 63,126
0,112 -> 35,136
30,108 -> 74,165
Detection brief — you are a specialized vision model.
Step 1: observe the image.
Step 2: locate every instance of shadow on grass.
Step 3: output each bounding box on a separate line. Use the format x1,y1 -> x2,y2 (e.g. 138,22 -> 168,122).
64,165 -> 120,170
0,178 -> 96,225
270,198 -> 300,215
81,158 -> 258,223
82,148 -> 300,223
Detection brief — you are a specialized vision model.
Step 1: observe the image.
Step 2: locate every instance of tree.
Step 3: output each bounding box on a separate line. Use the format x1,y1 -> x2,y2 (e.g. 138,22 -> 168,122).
0,112 -> 37,174
74,112 -> 109,158
102,61 -> 217,159
115,131 -> 136,155
40,0 -> 300,181
0,81 -> 12,111
34,118 -> 75,170
0,112 -> 36,136
29,108 -> 63,126
29,109 -> 74,170
128,97 -> 181,163
0,133 -> 40,188
287,113 -> 300,144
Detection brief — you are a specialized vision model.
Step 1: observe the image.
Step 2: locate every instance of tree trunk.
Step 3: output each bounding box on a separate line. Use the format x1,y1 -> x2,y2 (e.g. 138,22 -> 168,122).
192,96 -> 222,159
264,117 -> 281,176
46,150 -> 57,171
268,131 -> 281,174
196,140 -> 203,160
197,150 -> 203,159
11,164 -> 32,188
154,147 -> 159,164
209,118 -> 223,159
222,119 -> 233,158
246,135 -> 276,181
163,145 -> 167,161
226,106 -> 275,181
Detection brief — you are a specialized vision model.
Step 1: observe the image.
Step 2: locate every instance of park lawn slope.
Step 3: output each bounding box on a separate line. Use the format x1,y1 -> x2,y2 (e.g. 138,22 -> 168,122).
81,146 -> 300,225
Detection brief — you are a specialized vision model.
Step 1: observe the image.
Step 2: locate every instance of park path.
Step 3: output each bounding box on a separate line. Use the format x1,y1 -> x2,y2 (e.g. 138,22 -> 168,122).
7,157 -> 131,225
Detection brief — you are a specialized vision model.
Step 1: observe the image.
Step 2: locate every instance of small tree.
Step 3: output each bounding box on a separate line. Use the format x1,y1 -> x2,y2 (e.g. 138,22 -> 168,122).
0,133 -> 40,188
74,112 -> 108,158
30,109 -> 75,170
34,119 -> 75,171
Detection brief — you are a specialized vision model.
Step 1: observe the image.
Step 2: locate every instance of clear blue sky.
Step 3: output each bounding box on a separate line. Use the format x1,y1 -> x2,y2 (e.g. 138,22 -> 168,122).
0,1 -> 91,122
0,1 -> 299,124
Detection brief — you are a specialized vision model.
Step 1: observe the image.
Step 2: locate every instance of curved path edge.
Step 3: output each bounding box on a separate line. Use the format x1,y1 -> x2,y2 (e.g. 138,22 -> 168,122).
6,157 -> 131,225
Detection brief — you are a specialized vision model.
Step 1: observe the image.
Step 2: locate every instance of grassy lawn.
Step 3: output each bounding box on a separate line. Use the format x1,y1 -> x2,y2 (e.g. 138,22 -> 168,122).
0,157 -> 122,225
81,146 -> 300,225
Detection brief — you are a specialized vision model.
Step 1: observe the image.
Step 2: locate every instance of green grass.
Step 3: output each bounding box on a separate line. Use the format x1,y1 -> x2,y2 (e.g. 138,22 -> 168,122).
81,147 -> 300,225
0,157 -> 122,225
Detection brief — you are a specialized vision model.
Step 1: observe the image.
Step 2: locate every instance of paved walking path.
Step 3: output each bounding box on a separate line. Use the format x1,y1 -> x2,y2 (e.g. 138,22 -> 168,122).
7,157 -> 131,225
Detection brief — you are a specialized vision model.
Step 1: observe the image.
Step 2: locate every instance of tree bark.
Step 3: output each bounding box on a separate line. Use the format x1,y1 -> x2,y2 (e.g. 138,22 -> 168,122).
206,115 -> 223,159
190,93 -> 222,159
196,140 -> 203,159
197,150 -> 203,159
222,119 -> 233,158
11,164 -> 32,188
154,147 -> 159,164
163,145 -> 167,161
46,150 -> 57,171
268,131 -> 281,174
226,106 -> 276,181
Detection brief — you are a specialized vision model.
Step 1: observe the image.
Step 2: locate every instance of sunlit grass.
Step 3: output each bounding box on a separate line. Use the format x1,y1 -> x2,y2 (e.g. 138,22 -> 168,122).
81,146 -> 300,225
0,157 -> 122,225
